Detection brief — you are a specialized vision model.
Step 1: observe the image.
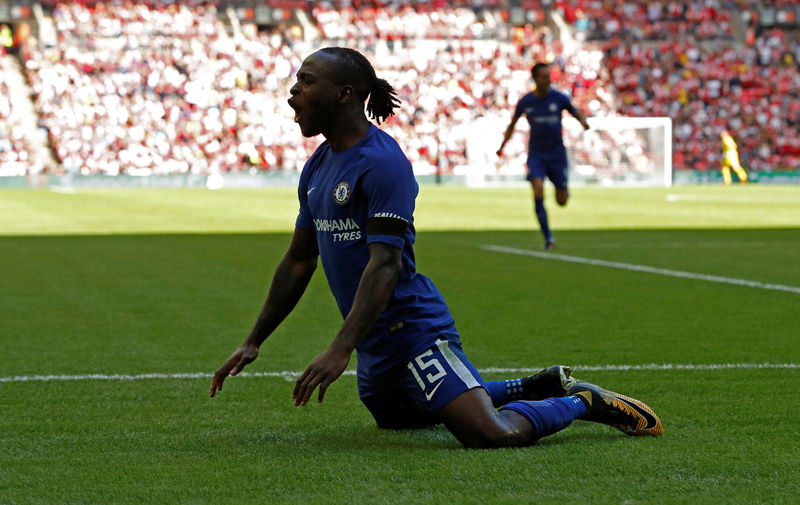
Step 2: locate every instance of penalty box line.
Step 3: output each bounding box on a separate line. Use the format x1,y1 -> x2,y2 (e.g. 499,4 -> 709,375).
1,362 -> 798,383
482,244 -> 800,295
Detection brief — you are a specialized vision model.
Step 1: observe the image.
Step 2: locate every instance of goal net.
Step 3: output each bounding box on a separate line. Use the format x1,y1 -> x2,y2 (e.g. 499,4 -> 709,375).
564,116 -> 673,187
466,115 -> 672,188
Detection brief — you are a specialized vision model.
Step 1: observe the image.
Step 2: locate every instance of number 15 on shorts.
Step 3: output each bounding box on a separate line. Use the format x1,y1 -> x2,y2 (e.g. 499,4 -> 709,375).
408,349 -> 447,401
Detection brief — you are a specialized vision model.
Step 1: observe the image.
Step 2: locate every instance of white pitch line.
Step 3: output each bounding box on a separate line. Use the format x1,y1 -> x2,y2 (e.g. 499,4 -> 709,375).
1,363 -> 797,383
482,244 -> 800,294
482,363 -> 800,373
0,371 -> 298,383
584,241 -> 793,249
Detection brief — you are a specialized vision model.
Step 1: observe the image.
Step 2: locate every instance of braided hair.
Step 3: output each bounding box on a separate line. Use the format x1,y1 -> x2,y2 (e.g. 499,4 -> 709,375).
319,47 -> 400,124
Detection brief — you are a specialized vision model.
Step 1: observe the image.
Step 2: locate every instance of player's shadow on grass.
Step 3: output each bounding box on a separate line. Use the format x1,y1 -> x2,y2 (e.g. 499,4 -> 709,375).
252,421 -> 646,451
534,423 -> 643,447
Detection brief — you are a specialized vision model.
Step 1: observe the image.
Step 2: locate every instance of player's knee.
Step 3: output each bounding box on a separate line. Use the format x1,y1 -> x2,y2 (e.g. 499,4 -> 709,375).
556,191 -> 569,206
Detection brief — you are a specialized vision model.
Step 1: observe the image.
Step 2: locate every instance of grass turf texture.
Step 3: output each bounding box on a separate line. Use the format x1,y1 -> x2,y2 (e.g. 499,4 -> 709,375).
2,185 -> 799,504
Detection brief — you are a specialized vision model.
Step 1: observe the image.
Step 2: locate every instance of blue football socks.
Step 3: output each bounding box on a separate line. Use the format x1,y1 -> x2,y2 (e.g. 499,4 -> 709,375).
484,379 -> 524,407
534,197 -> 553,243
500,396 -> 587,439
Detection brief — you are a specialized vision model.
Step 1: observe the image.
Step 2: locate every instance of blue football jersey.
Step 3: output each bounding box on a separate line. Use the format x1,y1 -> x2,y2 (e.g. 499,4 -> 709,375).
514,89 -> 576,153
296,125 -> 455,361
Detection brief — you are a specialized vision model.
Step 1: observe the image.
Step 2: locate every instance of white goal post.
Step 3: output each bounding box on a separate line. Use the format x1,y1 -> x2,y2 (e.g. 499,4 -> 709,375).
465,115 -> 672,188
564,116 -> 673,188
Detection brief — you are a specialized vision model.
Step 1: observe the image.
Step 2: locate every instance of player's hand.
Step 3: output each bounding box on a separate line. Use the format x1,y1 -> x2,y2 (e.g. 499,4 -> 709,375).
292,344 -> 351,406
209,343 -> 259,398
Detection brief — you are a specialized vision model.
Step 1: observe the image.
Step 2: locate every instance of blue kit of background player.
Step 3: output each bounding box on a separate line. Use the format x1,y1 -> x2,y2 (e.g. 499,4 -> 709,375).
498,62 -> 591,250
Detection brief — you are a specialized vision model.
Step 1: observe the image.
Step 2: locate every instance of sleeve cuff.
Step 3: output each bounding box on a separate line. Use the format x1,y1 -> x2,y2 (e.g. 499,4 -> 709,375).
367,234 -> 404,249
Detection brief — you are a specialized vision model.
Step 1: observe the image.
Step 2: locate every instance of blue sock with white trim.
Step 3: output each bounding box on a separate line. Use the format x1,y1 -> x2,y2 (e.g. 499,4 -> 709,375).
484,379 -> 525,407
500,396 -> 587,439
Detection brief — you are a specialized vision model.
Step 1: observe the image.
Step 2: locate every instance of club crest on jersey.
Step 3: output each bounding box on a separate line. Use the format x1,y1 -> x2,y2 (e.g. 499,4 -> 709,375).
549,103 -> 558,112
333,181 -> 351,205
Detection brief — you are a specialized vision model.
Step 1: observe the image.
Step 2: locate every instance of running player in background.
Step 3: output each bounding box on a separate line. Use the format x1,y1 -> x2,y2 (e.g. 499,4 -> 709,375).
720,129 -> 748,185
210,47 -> 662,447
497,62 -> 590,250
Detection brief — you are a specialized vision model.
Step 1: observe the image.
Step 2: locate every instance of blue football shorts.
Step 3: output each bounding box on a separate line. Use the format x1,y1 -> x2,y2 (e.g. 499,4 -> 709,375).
357,330 -> 486,415
527,146 -> 569,190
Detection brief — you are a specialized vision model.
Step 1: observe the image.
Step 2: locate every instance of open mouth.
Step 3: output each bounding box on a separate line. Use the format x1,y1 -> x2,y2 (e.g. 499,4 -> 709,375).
288,99 -> 301,123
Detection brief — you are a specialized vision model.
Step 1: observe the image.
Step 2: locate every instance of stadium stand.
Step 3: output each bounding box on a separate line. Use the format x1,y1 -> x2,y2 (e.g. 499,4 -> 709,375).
22,2 -> 317,175
0,1 -> 797,178
576,0 -> 800,172
0,54 -> 52,175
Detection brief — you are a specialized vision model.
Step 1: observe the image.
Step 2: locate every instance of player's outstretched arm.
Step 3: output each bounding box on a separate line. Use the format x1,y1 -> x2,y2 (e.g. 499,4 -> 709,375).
209,226 -> 319,398
497,116 -> 520,156
571,107 -> 590,130
292,241 -> 402,406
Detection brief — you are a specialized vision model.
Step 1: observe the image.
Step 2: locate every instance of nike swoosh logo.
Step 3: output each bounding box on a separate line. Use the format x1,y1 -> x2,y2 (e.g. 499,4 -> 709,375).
618,396 -> 659,430
307,187 -> 317,195
425,379 -> 444,401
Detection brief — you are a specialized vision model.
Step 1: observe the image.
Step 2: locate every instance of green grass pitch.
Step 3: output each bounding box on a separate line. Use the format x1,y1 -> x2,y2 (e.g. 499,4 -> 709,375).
1,185 -> 799,504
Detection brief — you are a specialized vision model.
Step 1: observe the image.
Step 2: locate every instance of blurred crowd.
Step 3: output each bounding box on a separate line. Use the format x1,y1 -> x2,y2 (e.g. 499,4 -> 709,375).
23,2 -> 316,176
311,5 -> 614,176
314,4 -> 492,40
561,0 -> 800,171
0,1 -> 798,177
0,56 -> 39,176
15,1 -> 614,177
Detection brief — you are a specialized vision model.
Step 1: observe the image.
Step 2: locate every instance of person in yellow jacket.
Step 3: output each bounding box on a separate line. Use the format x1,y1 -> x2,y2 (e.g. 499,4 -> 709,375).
0,24 -> 13,55
720,130 -> 748,185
